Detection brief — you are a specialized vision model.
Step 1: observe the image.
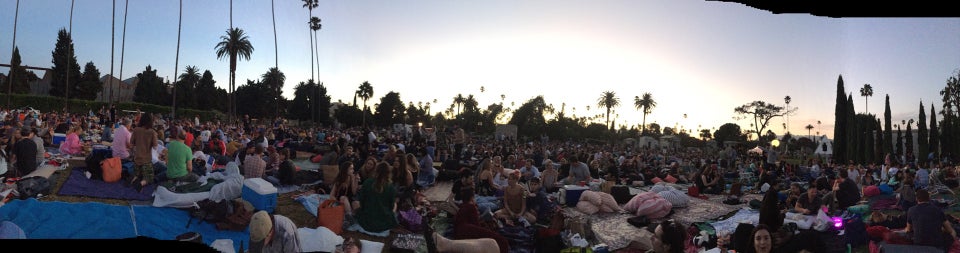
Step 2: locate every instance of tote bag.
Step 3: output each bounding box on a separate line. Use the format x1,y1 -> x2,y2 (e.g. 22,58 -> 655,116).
317,199 -> 345,234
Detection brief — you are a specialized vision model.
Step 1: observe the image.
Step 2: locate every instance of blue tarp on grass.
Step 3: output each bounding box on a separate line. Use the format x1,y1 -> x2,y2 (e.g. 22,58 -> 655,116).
133,205 -> 249,252
0,198 -> 137,239
0,199 -> 249,252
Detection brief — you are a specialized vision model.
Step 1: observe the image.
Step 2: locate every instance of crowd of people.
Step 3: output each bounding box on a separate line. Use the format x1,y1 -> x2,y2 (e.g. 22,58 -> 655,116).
4,104 -> 960,253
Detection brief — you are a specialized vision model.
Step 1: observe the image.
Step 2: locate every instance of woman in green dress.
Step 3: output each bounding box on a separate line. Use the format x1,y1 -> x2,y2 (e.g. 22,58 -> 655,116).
356,161 -> 398,233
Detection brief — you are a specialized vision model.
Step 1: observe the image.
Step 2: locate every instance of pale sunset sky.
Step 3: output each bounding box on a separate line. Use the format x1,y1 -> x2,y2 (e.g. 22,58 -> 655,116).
1,0 -> 958,139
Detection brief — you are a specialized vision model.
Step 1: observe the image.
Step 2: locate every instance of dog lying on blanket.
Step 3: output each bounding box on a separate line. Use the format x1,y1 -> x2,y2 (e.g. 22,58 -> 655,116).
576,190 -> 624,214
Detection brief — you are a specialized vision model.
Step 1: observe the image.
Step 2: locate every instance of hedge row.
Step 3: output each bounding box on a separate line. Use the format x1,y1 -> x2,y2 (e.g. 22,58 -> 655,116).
1,93 -> 227,122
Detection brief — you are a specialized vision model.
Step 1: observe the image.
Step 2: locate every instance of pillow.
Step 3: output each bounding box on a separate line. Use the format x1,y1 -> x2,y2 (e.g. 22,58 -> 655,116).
863,186 -> 880,197
664,174 -> 678,184
360,239 -> 385,253
580,190 -> 603,206
576,200 -> 600,214
651,177 -> 663,184
635,195 -> 672,218
650,183 -> 671,193
657,190 -> 690,208
624,191 -> 659,213
597,191 -> 624,213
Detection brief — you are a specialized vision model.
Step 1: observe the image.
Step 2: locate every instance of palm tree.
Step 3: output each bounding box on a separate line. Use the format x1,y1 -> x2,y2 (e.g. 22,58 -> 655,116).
215,27 -> 254,121
117,0 -> 129,105
634,92 -> 656,135
597,91 -> 620,131
301,0 -> 317,80
310,17 -> 322,81
7,0 -> 20,107
806,124 -> 814,139
262,67 -> 285,118
784,95 -> 792,134
453,94 -> 465,116
356,81 -> 373,125
171,0 -> 182,117
860,83 -> 873,114
177,65 -> 200,108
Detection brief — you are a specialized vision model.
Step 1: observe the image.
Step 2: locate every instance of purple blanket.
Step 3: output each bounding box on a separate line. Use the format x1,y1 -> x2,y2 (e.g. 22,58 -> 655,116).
56,168 -> 156,200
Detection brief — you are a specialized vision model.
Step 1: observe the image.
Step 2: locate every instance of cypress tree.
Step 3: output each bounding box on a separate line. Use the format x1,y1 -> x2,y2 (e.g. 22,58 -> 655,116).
930,104 -> 939,163
834,75 -> 847,162
906,120 -> 914,163
884,95 -> 893,159
918,102 -> 928,164
847,94 -> 858,163
876,118 -> 884,164
896,125 -> 903,159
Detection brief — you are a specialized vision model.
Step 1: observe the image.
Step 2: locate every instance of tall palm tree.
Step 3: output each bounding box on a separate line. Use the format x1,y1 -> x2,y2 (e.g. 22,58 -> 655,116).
356,81 -> 373,125
117,0 -> 128,104
860,83 -> 873,114
784,95 -> 792,133
109,0 -> 115,105
634,92 -> 656,135
597,91 -> 620,131
453,94 -> 465,116
215,27 -> 254,121
262,67 -> 285,118
7,0 -> 20,108
172,0 -> 184,118
301,0 -> 317,80
805,124 -> 814,139
310,17 -> 322,81
177,65 -> 200,108
270,0 -> 280,118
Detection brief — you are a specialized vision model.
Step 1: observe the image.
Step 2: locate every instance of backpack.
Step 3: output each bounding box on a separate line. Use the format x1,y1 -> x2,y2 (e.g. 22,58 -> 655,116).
16,176 -> 51,200
187,198 -> 253,231
217,198 -> 254,231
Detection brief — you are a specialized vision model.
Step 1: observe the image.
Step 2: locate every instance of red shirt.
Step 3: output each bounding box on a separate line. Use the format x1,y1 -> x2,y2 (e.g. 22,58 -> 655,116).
184,132 -> 195,150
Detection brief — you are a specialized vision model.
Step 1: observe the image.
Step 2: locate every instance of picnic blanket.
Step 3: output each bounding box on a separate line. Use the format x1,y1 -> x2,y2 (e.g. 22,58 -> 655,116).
0,198 -> 137,239
0,198 -> 248,252
56,168 -> 157,200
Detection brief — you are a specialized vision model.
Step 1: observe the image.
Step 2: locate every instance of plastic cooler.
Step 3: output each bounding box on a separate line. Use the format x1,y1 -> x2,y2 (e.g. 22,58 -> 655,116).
242,178 -> 278,213
562,185 -> 589,207
53,133 -> 66,146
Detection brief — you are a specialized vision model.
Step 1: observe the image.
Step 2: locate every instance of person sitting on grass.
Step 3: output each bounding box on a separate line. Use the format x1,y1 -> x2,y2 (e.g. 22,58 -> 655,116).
494,172 -> 535,227
453,188 -> 510,253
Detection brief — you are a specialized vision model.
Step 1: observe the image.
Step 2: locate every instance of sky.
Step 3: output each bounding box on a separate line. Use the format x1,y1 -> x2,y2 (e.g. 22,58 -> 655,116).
1,0 -> 959,139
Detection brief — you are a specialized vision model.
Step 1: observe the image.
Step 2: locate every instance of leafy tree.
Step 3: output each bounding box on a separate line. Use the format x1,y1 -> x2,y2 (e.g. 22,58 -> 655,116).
289,81 -> 313,122
634,92 -> 656,135
508,96 -> 552,137
373,91 -> 405,127
75,62 -> 103,100
133,66 -> 167,105
733,100 -> 796,144
235,79 -> 272,119
3,47 -> 33,94
930,104 -> 939,162
335,105 -> 363,128
918,102 -> 928,164
597,91 -> 620,130
648,123 -> 662,137
699,129 -> 712,140
941,70 -> 960,158
49,28 -> 82,98
194,70 -> 219,111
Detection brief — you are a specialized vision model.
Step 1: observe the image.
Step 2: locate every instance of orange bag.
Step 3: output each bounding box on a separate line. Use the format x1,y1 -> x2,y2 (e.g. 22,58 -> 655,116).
317,199 -> 345,234
101,157 -> 123,183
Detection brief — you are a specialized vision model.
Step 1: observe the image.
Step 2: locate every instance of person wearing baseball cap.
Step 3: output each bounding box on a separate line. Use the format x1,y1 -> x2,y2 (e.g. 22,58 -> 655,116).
248,211 -> 301,253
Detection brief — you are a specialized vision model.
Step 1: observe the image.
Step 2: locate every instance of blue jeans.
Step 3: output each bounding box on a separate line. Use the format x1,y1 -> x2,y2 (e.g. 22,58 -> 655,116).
417,167 -> 438,187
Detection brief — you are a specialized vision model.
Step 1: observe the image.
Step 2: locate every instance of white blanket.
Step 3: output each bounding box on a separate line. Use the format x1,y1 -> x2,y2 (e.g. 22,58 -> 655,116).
297,226 -> 343,253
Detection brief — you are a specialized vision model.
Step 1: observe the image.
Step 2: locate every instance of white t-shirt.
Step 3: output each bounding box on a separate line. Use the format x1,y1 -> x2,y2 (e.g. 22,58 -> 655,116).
200,130 -> 212,142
